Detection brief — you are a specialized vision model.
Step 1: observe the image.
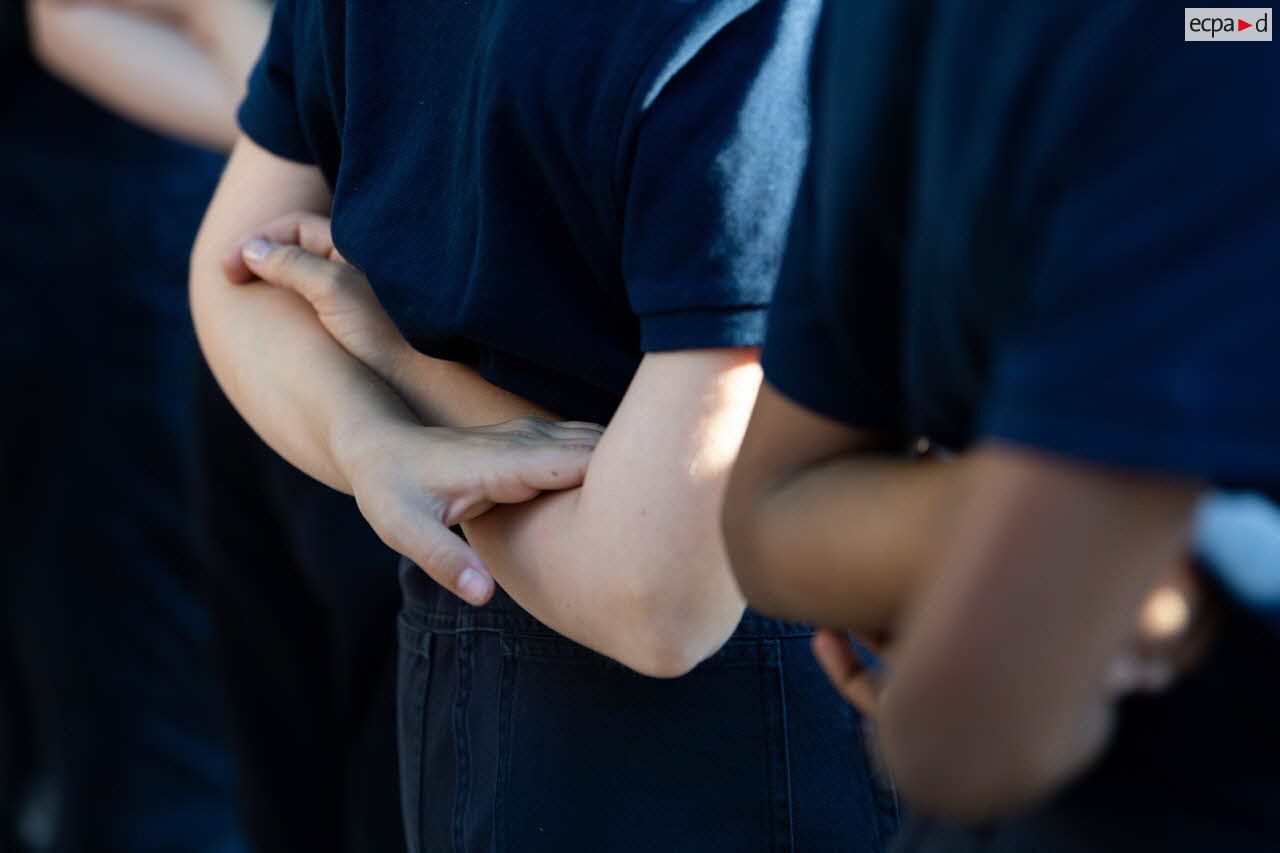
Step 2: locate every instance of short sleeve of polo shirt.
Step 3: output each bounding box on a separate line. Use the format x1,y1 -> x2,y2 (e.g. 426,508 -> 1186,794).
759,0 -> 917,433
618,0 -> 822,353
237,0 -> 313,165
981,42 -> 1280,484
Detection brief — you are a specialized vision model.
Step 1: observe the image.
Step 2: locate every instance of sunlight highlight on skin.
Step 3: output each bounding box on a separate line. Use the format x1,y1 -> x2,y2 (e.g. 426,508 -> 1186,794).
1141,584 -> 1192,641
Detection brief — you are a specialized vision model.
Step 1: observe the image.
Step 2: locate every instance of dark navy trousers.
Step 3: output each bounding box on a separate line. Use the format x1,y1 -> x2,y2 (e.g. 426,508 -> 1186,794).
195,373 -> 407,853
398,563 -> 899,853
0,61 -> 243,852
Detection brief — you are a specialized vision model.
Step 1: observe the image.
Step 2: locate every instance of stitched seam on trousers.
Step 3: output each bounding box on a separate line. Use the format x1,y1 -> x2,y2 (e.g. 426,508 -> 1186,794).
774,640 -> 796,852
757,640 -> 792,853
494,639 -> 517,853
452,625 -> 473,853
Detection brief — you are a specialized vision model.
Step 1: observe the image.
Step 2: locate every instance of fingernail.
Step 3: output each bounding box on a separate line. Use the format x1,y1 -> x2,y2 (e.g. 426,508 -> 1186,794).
457,567 -> 492,605
242,238 -> 274,263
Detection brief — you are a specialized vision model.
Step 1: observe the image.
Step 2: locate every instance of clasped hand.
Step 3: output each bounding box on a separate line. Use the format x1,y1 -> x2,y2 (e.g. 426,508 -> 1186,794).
222,212 -> 603,606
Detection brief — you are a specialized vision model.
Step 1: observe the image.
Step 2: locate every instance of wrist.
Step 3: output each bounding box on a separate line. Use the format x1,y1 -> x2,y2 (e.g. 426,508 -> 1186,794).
383,349 -> 466,427
328,388 -> 412,492
380,338 -> 423,391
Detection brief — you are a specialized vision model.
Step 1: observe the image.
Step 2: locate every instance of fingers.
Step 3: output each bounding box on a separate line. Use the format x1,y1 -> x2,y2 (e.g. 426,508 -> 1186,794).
396,515 -> 495,607
813,630 -> 883,716
548,421 -> 606,432
222,211 -> 341,283
471,418 -> 604,503
235,240 -> 356,309
442,442 -> 595,515
479,416 -> 605,445
813,629 -> 861,684
232,236 -> 412,378
234,237 -> 372,326
349,427 -> 498,607
503,442 -> 597,494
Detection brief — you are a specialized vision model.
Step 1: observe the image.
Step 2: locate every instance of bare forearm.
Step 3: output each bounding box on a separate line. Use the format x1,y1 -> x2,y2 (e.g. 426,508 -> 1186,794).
193,272 -> 412,492
732,456 -> 961,631
723,383 -> 956,630
391,351 -> 754,676
344,341 -> 719,670
386,354 -> 555,427
191,138 -> 410,491
28,2 -> 238,149
253,245 -> 760,674
460,353 -> 757,676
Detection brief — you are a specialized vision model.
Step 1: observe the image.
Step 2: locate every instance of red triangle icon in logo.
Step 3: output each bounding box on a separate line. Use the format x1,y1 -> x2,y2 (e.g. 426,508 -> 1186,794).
1240,18 -> 1253,30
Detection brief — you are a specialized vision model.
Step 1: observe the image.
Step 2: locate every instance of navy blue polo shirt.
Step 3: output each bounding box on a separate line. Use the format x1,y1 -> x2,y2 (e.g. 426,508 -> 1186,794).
239,0 -> 819,425
764,2 -> 1279,625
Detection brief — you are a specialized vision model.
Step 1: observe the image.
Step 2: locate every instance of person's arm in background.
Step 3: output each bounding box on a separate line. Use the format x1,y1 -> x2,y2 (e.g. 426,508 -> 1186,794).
25,0 -> 269,150
193,138 -> 600,606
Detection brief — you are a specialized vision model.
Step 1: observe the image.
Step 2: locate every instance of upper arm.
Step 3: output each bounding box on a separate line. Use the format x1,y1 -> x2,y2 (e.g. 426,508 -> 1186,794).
193,135 -> 329,266
190,136 -> 330,404
574,349 -> 763,558
879,445 -> 1201,817
545,347 -> 765,592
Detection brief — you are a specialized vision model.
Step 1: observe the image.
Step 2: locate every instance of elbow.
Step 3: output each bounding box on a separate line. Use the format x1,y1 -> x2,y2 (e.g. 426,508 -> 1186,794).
608,567 -> 745,680
188,233 -> 219,342
618,636 -> 713,680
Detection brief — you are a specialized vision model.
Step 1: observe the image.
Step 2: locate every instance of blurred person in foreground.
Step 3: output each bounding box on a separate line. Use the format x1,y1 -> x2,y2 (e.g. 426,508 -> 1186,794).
0,0 -> 267,849
723,1 -> 1279,851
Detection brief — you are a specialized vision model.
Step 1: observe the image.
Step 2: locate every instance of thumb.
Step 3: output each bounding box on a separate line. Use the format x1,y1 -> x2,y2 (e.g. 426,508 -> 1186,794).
399,519 -> 495,607
241,238 -> 410,377
813,630 -> 883,715
240,238 -> 346,306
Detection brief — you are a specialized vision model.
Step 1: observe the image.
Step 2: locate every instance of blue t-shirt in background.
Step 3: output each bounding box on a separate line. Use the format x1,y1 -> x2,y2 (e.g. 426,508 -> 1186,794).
764,1 -> 1279,628
239,0 -> 819,425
